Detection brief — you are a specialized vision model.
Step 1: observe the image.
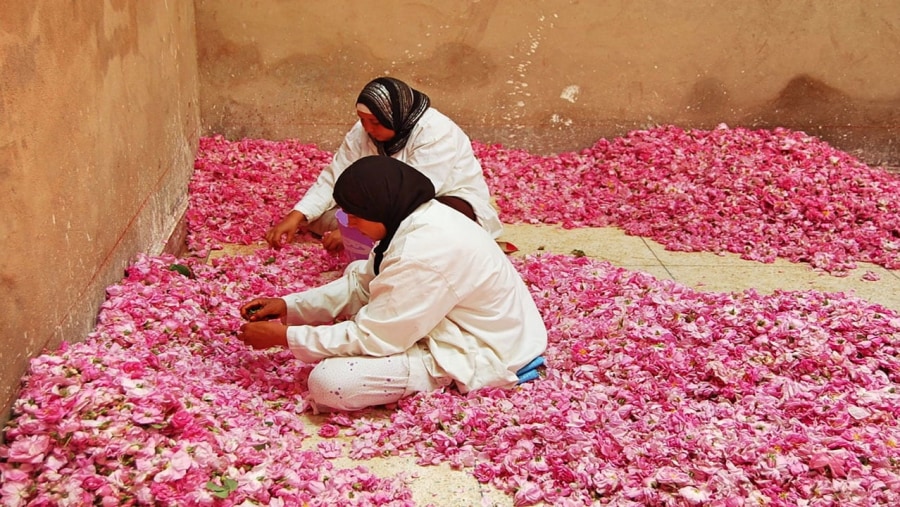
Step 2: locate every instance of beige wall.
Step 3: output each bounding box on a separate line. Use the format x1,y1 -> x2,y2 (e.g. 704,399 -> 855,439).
0,0 -> 199,426
196,0 -> 900,166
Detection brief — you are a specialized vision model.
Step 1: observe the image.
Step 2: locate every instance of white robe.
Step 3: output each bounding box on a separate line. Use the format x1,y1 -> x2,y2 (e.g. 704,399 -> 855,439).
283,201 -> 547,392
293,107 -> 503,239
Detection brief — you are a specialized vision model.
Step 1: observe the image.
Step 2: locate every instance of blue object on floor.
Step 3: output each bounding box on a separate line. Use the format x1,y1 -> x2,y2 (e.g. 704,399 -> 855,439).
517,356 -> 545,375
517,368 -> 541,384
516,355 -> 545,384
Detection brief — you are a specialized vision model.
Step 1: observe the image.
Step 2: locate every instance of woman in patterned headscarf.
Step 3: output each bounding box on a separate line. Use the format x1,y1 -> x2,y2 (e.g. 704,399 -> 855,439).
239,156 -> 547,412
265,76 -> 503,253
355,77 -> 431,157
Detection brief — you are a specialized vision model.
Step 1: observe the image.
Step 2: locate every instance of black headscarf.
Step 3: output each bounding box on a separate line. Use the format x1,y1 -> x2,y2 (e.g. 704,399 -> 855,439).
356,77 -> 431,156
333,156 -> 436,274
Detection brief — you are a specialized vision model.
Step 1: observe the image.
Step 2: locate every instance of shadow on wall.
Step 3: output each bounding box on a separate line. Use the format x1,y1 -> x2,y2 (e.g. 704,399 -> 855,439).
684,74 -> 900,168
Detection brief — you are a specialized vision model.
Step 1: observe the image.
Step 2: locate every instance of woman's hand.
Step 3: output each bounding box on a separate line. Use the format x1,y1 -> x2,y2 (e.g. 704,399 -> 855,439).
321,229 -> 344,253
237,321 -> 289,350
240,298 -> 287,322
266,210 -> 307,248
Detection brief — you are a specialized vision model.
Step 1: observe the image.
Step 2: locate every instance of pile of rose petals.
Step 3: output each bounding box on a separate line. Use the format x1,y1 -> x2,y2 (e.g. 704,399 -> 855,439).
187,136 -> 333,256
0,248 -> 420,506
2,247 -> 898,506
2,128 -> 900,506
350,255 -> 900,505
188,126 -> 900,274
475,125 -> 900,275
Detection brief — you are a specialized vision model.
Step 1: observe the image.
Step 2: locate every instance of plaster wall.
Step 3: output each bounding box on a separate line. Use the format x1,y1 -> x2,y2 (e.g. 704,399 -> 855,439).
196,0 -> 900,166
0,1 -> 199,426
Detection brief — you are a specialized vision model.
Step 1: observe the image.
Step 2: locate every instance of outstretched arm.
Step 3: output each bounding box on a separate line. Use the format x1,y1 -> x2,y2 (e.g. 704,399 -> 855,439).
286,259 -> 458,362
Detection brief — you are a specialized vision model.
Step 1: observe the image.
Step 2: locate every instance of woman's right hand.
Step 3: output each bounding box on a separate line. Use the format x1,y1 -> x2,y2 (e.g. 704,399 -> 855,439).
240,298 -> 287,322
265,211 -> 306,248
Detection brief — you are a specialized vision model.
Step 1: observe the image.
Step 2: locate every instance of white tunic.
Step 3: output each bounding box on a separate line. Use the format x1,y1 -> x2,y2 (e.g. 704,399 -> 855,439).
293,108 -> 503,239
283,201 -> 547,392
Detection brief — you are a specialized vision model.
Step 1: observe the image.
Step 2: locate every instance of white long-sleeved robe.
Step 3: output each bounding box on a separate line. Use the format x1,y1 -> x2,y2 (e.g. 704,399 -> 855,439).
283,201 -> 546,392
294,107 -> 503,239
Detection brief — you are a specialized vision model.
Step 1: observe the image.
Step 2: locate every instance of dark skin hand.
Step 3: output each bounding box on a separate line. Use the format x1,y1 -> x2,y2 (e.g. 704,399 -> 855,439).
237,298 -> 289,349
321,229 -> 344,252
266,210 -> 307,249
265,210 -> 345,253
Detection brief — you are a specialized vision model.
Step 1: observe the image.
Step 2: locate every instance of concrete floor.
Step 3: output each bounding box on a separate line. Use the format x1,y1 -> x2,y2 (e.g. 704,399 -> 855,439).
215,224 -> 900,506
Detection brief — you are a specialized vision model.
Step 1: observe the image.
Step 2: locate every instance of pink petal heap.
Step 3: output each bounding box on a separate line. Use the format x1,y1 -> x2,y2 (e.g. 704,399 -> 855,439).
3,127 -> 899,506
187,127 -> 900,274
476,125 -> 900,275
0,247 -> 415,506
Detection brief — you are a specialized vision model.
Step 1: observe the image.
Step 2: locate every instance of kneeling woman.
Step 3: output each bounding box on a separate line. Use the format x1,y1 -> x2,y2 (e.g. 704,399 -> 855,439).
236,156 -> 547,412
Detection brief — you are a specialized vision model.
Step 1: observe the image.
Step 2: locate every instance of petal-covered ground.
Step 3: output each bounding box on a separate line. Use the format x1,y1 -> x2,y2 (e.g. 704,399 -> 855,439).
188,126 -> 900,274
2,128 -> 900,506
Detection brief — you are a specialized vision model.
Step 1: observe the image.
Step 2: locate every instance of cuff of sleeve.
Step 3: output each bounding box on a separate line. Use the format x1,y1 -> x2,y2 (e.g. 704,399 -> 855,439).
282,296 -> 303,325
286,326 -> 321,363
293,203 -> 314,221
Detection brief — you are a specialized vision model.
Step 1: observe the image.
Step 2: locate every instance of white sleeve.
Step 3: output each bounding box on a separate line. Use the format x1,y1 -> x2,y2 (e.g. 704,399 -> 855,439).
282,259 -> 372,326
402,120 -> 461,194
402,113 -> 504,238
284,257 -> 457,363
294,124 -> 370,221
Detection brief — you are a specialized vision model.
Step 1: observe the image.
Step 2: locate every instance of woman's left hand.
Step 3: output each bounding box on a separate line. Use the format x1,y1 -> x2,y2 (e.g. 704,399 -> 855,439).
322,229 -> 344,253
240,298 -> 286,321
237,321 -> 289,350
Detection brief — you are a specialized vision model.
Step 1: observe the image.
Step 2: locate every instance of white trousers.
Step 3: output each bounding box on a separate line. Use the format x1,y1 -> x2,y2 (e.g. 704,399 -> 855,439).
307,347 -> 451,413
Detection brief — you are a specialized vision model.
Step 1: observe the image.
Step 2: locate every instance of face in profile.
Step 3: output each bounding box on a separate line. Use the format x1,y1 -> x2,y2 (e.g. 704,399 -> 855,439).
357,108 -> 396,142
343,212 -> 387,240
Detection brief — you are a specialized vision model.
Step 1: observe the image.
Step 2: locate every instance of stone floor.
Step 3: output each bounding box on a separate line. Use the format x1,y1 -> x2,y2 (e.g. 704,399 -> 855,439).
213,224 -> 900,506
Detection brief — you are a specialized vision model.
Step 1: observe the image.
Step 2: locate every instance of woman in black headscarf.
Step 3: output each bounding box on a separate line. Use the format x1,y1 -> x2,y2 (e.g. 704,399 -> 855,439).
331,154 -> 435,274
239,156 -> 547,413
265,77 -> 503,253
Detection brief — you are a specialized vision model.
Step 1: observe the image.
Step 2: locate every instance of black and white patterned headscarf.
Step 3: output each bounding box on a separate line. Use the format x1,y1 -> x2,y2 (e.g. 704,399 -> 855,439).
333,156 -> 435,275
356,77 -> 431,156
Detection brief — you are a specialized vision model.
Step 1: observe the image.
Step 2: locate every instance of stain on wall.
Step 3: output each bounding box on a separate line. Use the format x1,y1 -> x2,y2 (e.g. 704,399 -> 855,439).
0,1 -> 200,428
194,1 -> 900,167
